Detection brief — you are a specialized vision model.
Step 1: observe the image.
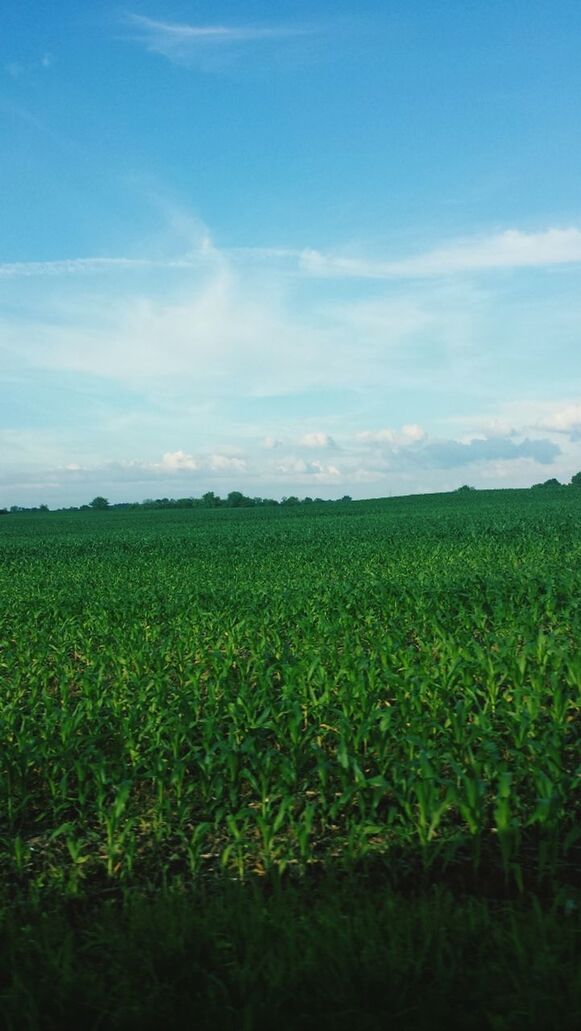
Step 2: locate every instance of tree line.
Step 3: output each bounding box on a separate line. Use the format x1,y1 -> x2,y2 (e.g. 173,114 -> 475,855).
3,492 -> 353,514
87,491 -> 354,511
3,474 -> 581,515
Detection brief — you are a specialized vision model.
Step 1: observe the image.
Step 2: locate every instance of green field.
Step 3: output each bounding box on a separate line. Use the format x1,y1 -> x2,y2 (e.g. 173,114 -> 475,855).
1,490 -> 580,1029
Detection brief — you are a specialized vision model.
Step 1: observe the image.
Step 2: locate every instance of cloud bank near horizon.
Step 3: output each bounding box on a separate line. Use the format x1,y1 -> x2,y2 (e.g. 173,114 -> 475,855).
1,413 -> 576,508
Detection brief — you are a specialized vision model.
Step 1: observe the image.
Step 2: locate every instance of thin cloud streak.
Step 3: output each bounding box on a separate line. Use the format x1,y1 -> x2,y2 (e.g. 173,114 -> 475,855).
0,258 -> 156,278
0,256 -> 214,278
124,13 -> 314,63
7,225 -> 581,280
127,13 -> 307,43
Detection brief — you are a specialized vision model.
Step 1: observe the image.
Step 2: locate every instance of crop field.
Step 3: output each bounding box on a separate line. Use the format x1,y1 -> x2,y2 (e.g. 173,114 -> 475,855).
1,489 -> 580,1029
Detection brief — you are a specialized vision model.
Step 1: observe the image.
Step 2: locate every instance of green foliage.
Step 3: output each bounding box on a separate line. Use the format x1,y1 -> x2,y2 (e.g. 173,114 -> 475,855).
89,496 -> 110,510
571,471 -> 581,487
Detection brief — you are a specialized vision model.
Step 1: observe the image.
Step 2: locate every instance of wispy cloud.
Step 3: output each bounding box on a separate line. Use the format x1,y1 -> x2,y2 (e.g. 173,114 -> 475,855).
6,226 -> 581,282
4,53 -> 53,79
124,13 -> 313,65
0,256 -> 208,278
301,228 -> 581,280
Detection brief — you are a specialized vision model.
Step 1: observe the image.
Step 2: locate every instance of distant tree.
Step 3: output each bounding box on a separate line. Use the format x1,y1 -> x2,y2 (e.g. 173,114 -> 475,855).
89,496 -> 110,510
202,491 -> 221,508
456,485 -> 476,494
281,496 -> 300,506
571,471 -> 581,487
226,491 -> 254,508
39,504 -> 49,512
532,478 -> 562,489
0,508 -> 8,516
303,496 -> 314,504
340,495 -> 352,502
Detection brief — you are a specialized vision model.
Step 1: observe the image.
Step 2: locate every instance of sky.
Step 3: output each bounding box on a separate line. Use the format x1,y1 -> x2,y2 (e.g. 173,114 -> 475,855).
2,0 -> 581,506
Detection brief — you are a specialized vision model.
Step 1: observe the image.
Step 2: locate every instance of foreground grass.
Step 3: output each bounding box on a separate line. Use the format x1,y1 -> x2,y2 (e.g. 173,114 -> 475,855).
2,877 -> 580,1031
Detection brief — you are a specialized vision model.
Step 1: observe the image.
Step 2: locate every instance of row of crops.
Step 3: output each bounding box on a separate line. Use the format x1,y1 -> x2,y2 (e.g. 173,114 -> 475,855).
1,489 -> 580,899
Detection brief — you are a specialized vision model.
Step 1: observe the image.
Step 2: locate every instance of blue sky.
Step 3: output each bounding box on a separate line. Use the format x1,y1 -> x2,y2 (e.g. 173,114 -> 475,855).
2,0 -> 581,505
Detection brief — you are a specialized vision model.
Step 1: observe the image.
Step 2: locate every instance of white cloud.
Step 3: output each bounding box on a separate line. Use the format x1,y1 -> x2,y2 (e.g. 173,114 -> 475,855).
159,450 -> 198,471
276,457 -> 340,479
536,404 -> 581,438
300,431 -> 336,448
358,424 -> 426,447
401,423 -> 426,443
277,458 -> 307,474
316,462 -> 340,476
208,454 -> 247,472
146,451 -> 246,475
263,436 -> 283,449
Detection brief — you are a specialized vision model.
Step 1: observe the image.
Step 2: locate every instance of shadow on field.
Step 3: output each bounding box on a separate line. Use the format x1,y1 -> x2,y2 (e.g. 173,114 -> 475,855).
1,865 -> 580,1031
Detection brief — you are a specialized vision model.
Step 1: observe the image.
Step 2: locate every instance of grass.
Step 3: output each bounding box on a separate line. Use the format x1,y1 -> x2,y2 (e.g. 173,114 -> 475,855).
0,489 -> 580,1028
2,878 -> 580,1030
